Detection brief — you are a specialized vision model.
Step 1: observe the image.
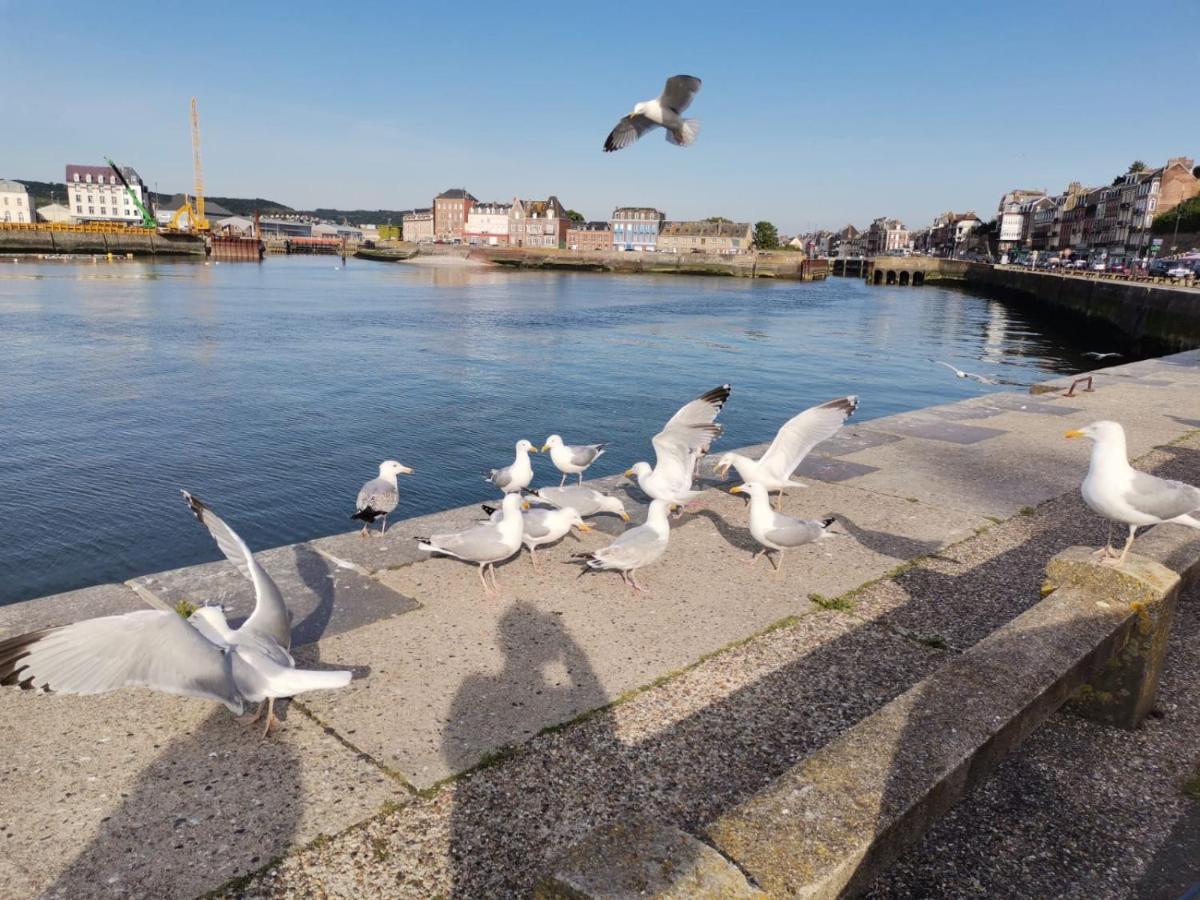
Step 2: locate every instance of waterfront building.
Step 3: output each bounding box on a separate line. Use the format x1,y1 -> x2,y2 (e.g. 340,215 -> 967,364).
0,179 -> 32,223
566,221 -> 612,251
829,224 -> 865,257
510,196 -> 569,249
214,215 -> 255,236
996,188 -> 1046,252
657,220 -> 753,255
36,202 -> 73,224
866,217 -> 909,256
258,217 -> 314,238
66,163 -> 149,224
402,209 -> 434,243
313,223 -> 364,242
153,194 -> 235,225
464,201 -> 513,246
610,207 -> 665,252
432,188 -> 476,242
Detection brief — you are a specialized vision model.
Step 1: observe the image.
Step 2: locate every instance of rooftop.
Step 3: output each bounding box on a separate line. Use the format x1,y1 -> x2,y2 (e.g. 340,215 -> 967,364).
435,189 -> 477,201
66,163 -> 142,185
660,220 -> 751,237
0,179 -> 27,193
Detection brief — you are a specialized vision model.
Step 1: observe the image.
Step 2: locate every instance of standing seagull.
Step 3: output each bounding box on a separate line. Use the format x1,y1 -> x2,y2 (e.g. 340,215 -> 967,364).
484,439 -> 538,495
1066,421 -> 1200,566
0,492 -> 352,737
730,482 -> 836,572
604,75 -> 702,152
482,502 -> 592,570
529,485 -> 630,521
627,384 -> 730,507
716,396 -> 858,511
543,434 -> 607,487
573,498 -> 676,592
417,493 -> 525,596
352,459 -> 414,536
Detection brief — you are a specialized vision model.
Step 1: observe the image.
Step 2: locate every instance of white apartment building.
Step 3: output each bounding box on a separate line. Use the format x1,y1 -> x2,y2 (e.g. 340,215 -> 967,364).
0,179 -> 32,223
66,163 -> 149,223
464,202 -> 512,246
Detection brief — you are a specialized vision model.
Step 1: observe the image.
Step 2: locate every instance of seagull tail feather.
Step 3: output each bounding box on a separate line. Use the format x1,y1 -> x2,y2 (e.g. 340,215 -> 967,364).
667,119 -> 701,146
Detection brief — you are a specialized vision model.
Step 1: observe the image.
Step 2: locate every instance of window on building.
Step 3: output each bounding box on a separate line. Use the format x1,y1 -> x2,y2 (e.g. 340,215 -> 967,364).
88,207 -> 94,214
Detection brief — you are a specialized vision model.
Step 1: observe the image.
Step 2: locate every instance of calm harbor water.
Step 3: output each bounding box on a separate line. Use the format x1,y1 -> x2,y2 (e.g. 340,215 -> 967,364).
0,256 -> 1134,605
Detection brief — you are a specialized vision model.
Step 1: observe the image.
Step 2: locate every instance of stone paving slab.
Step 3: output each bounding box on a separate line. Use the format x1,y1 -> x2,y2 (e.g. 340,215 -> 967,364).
809,428 -> 903,457
0,582 -> 148,637
0,688 -> 404,900
870,417 -> 1008,445
130,542 -> 420,647
298,484 -> 986,789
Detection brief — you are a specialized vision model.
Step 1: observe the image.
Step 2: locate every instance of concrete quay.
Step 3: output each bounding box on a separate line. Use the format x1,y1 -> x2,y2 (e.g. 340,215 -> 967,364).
1,352 -> 1199,898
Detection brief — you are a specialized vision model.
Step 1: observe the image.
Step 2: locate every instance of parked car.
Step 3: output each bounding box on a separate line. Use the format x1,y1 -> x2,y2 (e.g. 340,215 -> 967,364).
1090,262 -> 1106,271
1167,265 -> 1195,279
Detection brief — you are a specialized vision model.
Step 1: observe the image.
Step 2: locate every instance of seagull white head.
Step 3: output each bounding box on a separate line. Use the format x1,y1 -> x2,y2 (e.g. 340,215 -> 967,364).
625,462 -> 653,480
516,439 -> 537,455
380,460 -> 414,477
630,101 -> 648,118
597,493 -> 631,521
1064,421 -> 1125,444
542,434 -> 564,453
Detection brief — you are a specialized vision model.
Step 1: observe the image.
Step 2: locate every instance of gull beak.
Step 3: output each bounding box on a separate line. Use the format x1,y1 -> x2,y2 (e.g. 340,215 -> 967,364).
540,443 -> 551,453
1064,430 -> 1084,439
620,512 -> 631,522
729,485 -> 744,494
576,523 -> 593,532
400,465 -> 414,475
624,468 -> 635,477
522,500 -> 531,510
715,464 -> 729,480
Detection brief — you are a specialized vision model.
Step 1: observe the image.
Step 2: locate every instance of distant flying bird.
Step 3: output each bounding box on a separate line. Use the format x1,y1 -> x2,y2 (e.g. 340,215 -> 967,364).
0,492 -> 352,738
604,75 -> 702,152
1066,421 -> 1200,566
931,359 -> 997,385
1083,351 -> 1123,360
352,460 -> 414,536
542,435 -> 607,487
716,396 -> 858,511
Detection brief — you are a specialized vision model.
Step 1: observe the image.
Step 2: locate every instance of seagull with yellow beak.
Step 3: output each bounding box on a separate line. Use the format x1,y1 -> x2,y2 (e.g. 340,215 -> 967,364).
1066,421 -> 1200,566
730,482 -> 836,572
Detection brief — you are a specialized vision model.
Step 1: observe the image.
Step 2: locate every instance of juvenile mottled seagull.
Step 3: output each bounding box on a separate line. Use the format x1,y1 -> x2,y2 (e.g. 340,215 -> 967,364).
0,491 -> 352,738
931,359 -> 997,385
352,459 -> 413,536
482,502 -> 591,570
1066,421 -> 1200,566
717,396 -> 858,511
417,493 -> 524,596
604,75 -> 702,152
529,485 -> 631,521
542,434 -> 607,487
730,482 -> 835,572
484,439 -> 538,495
574,498 -> 676,592
627,384 -> 730,508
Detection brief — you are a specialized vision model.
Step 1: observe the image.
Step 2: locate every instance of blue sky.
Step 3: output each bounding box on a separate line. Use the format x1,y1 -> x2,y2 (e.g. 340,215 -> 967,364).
2,0 -> 1196,232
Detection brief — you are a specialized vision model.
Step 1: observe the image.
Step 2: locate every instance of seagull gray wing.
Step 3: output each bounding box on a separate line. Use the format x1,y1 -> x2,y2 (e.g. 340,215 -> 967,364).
521,509 -> 557,540
535,486 -> 601,516
1125,472 -> 1200,521
759,396 -> 858,478
591,525 -> 665,569
604,114 -> 657,152
569,443 -> 606,467
427,522 -> 513,563
488,465 -> 515,490
664,384 -> 730,430
764,519 -> 825,549
356,477 -> 398,514
660,75 -> 702,114
182,491 -> 291,649
0,610 -> 243,713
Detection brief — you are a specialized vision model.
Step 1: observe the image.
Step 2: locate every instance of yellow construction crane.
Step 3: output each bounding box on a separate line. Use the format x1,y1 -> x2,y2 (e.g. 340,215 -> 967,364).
168,98 -> 210,232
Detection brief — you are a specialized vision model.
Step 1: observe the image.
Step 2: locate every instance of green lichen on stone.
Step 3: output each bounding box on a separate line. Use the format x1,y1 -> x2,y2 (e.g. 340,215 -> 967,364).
1183,769 -> 1200,801
917,635 -> 949,650
368,834 -> 390,862
808,592 -> 854,612
1019,506 -> 1036,517
174,598 -> 199,618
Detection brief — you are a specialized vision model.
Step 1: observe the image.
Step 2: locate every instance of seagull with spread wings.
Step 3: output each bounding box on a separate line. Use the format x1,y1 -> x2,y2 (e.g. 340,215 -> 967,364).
0,491 -> 352,737
626,384 -> 730,508
716,396 -> 858,511
604,75 -> 702,152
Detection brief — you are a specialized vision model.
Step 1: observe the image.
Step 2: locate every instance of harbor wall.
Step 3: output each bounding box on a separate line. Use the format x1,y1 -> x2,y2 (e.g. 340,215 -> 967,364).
0,228 -> 206,257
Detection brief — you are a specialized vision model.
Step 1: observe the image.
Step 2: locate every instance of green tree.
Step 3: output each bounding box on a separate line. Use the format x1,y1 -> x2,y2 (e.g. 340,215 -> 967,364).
1128,160 -> 1147,173
753,220 -> 779,250
704,216 -> 732,224
565,209 -> 585,223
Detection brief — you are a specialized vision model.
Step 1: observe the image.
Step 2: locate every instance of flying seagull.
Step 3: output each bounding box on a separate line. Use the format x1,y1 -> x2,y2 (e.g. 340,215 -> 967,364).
481,502 -> 592,570
542,435 -> 607,487
1066,421 -> 1200,566
1083,351 -> 1123,360
484,439 -> 538,495
574,498 -> 676,592
716,396 -> 858,511
730,482 -> 836,572
0,492 -> 352,737
931,359 -> 997,385
627,384 -> 730,508
604,75 -> 702,152
417,493 -> 525,595
352,459 -> 414,536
